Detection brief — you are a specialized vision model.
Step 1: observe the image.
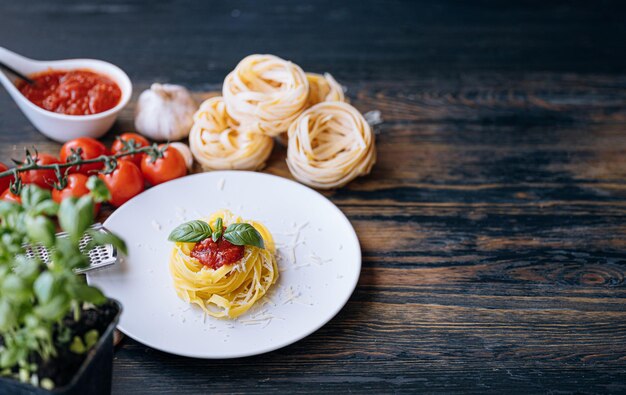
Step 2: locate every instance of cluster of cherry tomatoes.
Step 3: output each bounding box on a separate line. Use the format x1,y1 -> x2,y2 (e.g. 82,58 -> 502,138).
0,133 -> 187,209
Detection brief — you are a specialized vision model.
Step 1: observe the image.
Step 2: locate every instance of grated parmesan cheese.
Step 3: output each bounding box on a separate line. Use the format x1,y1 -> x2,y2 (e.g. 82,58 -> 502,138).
175,206 -> 187,221
151,220 -> 162,231
281,286 -> 301,305
238,307 -> 283,327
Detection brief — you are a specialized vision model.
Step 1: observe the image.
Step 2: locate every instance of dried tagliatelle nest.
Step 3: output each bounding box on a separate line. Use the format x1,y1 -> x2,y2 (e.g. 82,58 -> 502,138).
222,54 -> 309,137
286,101 -> 376,189
189,96 -> 274,171
188,54 -> 379,189
306,72 -> 345,106
275,72 -> 347,147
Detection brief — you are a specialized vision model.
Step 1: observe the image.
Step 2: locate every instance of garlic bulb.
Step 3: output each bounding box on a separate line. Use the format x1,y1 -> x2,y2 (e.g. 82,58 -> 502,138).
134,83 -> 197,141
169,142 -> 194,170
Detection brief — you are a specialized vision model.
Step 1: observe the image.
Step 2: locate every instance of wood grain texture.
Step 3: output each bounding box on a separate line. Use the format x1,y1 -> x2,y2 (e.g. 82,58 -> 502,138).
1,0 -> 626,393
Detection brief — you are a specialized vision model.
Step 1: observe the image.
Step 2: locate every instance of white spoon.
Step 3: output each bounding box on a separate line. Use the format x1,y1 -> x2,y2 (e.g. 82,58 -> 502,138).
0,47 -> 132,143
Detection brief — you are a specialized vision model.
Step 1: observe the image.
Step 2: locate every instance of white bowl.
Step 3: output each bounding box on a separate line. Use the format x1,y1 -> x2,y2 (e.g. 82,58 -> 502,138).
0,47 -> 132,143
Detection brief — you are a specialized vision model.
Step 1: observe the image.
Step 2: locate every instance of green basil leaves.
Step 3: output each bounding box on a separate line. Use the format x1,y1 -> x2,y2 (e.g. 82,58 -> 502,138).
223,223 -> 265,249
212,218 -> 223,242
167,220 -> 213,242
168,218 -> 264,249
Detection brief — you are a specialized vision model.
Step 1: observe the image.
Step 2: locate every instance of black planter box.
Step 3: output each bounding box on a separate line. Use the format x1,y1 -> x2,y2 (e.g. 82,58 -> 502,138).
0,299 -> 122,395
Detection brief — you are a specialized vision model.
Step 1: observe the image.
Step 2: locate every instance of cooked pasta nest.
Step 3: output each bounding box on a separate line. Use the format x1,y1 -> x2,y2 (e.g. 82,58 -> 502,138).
169,210 -> 278,319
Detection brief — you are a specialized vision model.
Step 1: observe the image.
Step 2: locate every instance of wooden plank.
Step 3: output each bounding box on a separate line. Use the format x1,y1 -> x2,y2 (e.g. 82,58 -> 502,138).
2,0 -> 626,79
1,76 -> 626,392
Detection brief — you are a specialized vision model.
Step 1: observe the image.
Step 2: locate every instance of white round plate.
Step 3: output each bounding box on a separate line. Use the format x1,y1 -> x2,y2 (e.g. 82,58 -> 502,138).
87,171 -> 361,358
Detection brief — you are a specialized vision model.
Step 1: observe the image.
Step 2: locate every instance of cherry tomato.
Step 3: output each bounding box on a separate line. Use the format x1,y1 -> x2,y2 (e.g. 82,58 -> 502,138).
1,188 -> 21,204
111,133 -> 150,166
52,173 -> 101,214
140,145 -> 187,186
0,162 -> 15,193
60,137 -> 107,174
98,161 -> 144,207
20,153 -> 61,190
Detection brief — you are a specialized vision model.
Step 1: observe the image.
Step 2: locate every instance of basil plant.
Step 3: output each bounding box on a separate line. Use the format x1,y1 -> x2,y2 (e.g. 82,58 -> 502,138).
0,178 -> 125,388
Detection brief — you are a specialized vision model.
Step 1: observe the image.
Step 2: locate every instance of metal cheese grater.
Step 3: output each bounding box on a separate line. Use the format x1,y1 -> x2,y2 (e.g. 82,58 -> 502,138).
23,223 -> 118,274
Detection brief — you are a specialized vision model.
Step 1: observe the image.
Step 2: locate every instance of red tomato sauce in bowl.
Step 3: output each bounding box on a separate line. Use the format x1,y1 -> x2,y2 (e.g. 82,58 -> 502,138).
17,69 -> 122,116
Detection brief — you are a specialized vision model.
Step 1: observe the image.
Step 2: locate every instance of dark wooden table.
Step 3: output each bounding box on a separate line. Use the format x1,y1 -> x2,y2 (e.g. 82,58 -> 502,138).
2,1 -> 626,393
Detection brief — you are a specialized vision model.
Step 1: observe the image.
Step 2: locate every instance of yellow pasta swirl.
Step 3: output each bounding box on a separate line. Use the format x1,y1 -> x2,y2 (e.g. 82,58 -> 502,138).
277,72 -> 347,147
286,101 -> 376,189
306,72 -> 345,105
169,210 -> 278,319
189,97 -> 274,171
223,54 -> 309,137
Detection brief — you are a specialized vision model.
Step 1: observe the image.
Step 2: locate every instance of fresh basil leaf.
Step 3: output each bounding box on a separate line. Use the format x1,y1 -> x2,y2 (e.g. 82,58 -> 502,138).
58,196 -> 94,242
13,256 -> 40,281
35,294 -> 69,321
20,185 -> 51,210
58,197 -> 78,238
33,327 -> 49,339
0,201 -> 20,216
25,215 -> 55,247
0,265 -> 8,280
86,229 -> 128,255
69,336 -> 86,354
40,379 -> 54,391
212,218 -> 223,242
69,283 -> 106,305
75,195 -> 95,233
0,300 -> 16,331
83,329 -> 99,349
2,274 -> 29,302
168,220 -> 212,242
52,238 -> 89,270
223,223 -> 265,249
1,210 -> 23,234
86,176 -> 111,203
24,314 -> 40,328
57,326 -> 71,344
34,272 -> 55,304
33,200 -> 59,216
0,346 -> 18,368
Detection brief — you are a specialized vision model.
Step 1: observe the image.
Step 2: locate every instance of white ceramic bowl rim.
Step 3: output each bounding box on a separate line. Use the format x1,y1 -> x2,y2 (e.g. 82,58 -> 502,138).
6,58 -> 132,122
